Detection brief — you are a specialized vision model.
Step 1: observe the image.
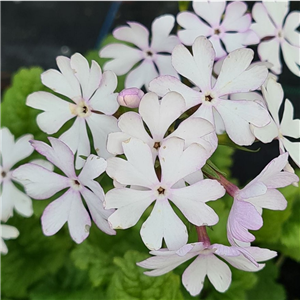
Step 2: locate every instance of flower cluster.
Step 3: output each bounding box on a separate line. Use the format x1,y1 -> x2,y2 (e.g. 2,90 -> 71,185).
2,0 -> 299,297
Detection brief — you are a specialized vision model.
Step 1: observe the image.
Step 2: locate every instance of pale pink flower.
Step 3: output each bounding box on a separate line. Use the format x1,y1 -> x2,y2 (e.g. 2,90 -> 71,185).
177,1 -> 259,59
0,224 -> 19,255
105,137 -> 225,251
137,242 -> 276,296
108,91 -> 217,161
149,36 -> 270,146
252,78 -> 300,168
13,138 -> 115,244
227,153 -> 299,245
100,15 -> 180,89
117,88 -> 144,108
0,128 -> 34,221
27,53 -> 119,169
251,2 -> 300,76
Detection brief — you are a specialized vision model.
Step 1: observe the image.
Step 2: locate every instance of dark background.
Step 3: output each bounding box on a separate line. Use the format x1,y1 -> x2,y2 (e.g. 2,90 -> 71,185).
1,2 -> 300,299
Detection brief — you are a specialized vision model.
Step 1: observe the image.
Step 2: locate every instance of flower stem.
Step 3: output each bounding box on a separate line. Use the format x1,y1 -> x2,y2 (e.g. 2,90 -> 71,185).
196,226 -> 211,248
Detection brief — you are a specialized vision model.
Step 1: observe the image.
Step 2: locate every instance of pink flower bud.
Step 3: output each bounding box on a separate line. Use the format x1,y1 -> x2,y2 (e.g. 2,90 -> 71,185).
117,88 -> 144,108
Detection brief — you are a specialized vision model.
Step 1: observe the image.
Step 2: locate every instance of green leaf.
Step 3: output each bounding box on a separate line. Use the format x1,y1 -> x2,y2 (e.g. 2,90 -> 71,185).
178,1 -> 190,12
217,134 -> 260,153
246,262 -> 286,300
107,250 -> 184,300
210,144 -> 234,177
1,67 -> 47,139
1,215 -> 72,299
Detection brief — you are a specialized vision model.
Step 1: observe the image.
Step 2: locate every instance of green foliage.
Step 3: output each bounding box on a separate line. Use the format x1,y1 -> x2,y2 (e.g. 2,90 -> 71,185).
107,250 -> 184,300
178,1 -> 190,12
1,67 -> 47,139
210,144 -> 234,177
246,262 -> 286,300
1,215 -> 72,298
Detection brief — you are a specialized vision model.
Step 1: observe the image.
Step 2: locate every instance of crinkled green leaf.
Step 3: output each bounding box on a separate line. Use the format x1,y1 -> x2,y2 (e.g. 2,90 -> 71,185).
246,261 -> 286,300
107,250 -> 184,300
1,215 -> 72,298
1,67 -> 47,139
71,240 -> 114,287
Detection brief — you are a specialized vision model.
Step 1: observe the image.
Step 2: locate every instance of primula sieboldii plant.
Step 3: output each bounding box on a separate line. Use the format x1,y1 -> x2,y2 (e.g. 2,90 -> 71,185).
2,1 -> 300,297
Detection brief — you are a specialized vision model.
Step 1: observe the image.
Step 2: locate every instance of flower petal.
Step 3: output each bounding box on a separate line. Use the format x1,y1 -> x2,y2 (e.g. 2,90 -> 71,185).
105,188 -> 155,229
12,163 -> 69,199
280,99 -> 300,139
281,40 -> 300,77
263,2 -> 289,28
283,12 -> 300,46
155,55 -> 179,78
141,198 -> 188,250
282,138 -> 300,167
0,128 -> 33,171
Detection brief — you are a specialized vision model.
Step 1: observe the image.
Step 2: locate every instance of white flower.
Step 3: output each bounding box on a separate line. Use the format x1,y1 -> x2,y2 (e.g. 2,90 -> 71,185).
0,128 -> 34,221
27,53 -> 119,169
177,1 -> 259,59
227,153 -> 299,245
105,137 -> 225,250
252,78 -> 300,168
13,138 -> 115,244
137,242 -> 276,296
149,36 -> 270,146
100,15 -> 180,89
251,2 -> 300,76
0,224 -> 19,255
108,91 -> 217,161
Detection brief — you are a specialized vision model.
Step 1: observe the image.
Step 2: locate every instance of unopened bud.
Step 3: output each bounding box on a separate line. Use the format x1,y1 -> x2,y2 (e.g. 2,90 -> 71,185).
117,88 -> 144,108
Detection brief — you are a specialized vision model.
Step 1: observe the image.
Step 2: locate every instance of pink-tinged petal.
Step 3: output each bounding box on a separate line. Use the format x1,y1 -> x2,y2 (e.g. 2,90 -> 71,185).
113,22 -> 149,49
149,75 -> 201,109
222,31 -> 258,53
151,15 -> 179,52
206,254 -> 232,293
125,60 -> 158,90
245,189 -> 287,211
1,180 -> 32,221
283,12 -> 300,47
281,40 -> 300,77
251,3 -> 277,39
251,119 -> 279,143
215,99 -> 269,146
263,2 -> 289,28
41,68 -> 80,100
139,92 -> 185,141
209,36 -> 227,60
221,2 -> 250,32
81,187 -> 115,235
182,255 -> 207,296
105,188 -> 155,229
101,44 -> 143,75
106,139 -> 158,188
212,244 -> 240,257
78,155 -> 107,184
262,78 -> 283,125
280,99 -> 300,139
159,138 -> 207,186
222,254 -> 265,272
67,190 -> 91,244
193,1 -> 225,27
12,163 -> 69,199
27,91 -> 74,134
245,246 -> 277,262
170,117 -> 216,154
41,188 -> 73,236
282,138 -> 300,167
86,114 -> 119,159
257,39 -> 282,75
228,200 -> 263,243
89,70 -> 119,115
238,181 -> 267,200
0,128 -> 33,170
141,199 -> 188,250
177,12 -> 212,45
170,180 -> 224,226
192,104 -> 215,129
30,159 -> 54,171
138,250 -> 197,277
30,137 -> 76,178
172,37 -> 214,91
214,49 -> 268,95
184,171 -> 203,185
154,55 -> 179,78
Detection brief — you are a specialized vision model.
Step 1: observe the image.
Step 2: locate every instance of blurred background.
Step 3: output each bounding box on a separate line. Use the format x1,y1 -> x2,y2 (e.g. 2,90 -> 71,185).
1,2 -> 300,299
